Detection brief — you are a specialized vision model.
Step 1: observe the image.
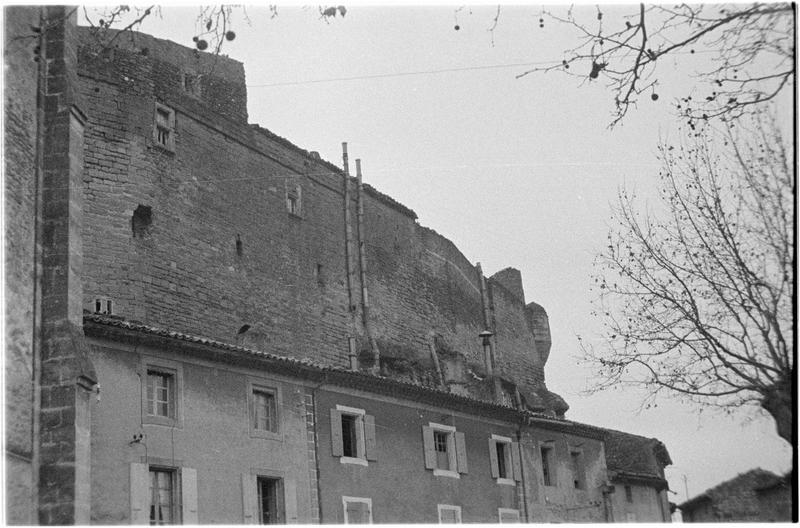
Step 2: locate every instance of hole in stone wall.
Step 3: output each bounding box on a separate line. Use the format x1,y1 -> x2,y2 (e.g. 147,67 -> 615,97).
236,234 -> 243,256
316,263 -> 325,287
132,205 -> 152,238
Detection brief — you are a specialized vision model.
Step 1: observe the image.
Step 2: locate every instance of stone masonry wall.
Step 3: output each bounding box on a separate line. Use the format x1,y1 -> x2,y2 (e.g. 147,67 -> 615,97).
4,6 -> 41,524
75,28 -> 561,410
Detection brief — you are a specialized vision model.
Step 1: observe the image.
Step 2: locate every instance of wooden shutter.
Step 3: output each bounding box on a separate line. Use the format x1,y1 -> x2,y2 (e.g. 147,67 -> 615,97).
285,478 -> 298,524
511,442 -> 522,482
364,414 -> 377,461
129,462 -> 149,524
422,426 -> 436,469
488,439 -> 499,478
455,431 -> 468,474
330,409 -> 344,456
241,473 -> 257,524
181,467 -> 198,524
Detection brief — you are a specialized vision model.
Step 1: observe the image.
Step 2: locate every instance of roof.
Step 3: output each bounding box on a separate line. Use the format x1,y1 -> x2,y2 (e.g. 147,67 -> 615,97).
678,468 -> 784,511
83,313 -> 606,439
603,428 -> 672,488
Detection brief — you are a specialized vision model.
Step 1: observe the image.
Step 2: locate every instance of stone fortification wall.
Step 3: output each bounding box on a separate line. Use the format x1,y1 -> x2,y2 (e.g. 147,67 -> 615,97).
75,28 -> 562,411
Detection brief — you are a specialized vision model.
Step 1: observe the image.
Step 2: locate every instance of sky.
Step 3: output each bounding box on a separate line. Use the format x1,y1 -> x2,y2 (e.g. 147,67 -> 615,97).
96,3 -> 793,507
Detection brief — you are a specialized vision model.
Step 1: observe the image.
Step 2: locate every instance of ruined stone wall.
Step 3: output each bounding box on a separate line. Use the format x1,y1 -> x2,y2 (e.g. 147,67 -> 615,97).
4,7 -> 41,524
76,28 -> 560,410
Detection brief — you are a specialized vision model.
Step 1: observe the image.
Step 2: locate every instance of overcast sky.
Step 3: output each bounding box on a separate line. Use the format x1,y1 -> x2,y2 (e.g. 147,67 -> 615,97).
109,3 -> 793,506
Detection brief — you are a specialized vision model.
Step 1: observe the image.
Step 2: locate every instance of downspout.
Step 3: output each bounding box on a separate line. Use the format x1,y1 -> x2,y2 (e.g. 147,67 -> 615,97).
310,373 -> 328,523
341,143 -> 357,362
30,7 -> 48,519
516,425 -> 530,522
354,160 -> 381,374
476,263 -> 493,376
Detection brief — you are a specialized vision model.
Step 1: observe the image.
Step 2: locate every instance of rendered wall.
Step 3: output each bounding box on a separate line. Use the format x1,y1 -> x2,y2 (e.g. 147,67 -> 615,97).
86,337 -> 318,524
315,387 -> 522,523
609,482 -> 668,522
75,28 -> 564,413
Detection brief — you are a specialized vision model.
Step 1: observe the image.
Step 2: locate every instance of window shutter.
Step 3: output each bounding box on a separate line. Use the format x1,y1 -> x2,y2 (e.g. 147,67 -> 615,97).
455,431 -> 468,474
364,414 -> 377,461
488,439 -> 500,478
330,409 -> 344,457
422,426 -> 436,469
181,467 -> 199,524
241,473 -> 257,524
129,462 -> 149,524
511,442 -> 522,482
285,478 -> 298,524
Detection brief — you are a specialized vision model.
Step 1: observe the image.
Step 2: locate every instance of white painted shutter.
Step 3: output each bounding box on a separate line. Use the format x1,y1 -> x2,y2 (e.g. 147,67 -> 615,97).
455,431 -> 468,474
284,478 -> 298,524
422,426 -> 436,469
488,439 -> 499,478
129,462 -> 149,524
181,467 -> 198,524
364,414 -> 377,461
241,473 -> 257,524
511,442 -> 522,482
330,409 -> 344,456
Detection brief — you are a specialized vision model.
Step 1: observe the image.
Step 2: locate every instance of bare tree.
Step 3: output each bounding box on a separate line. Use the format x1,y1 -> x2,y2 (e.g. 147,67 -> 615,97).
582,110 -> 793,443
519,3 -> 795,127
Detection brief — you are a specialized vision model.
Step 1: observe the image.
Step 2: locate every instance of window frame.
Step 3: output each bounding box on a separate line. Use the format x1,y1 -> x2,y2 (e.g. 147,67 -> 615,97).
331,405 -> 377,466
140,358 -> 183,428
540,442 -> 556,487
342,496 -> 372,524
153,102 -> 176,152
498,508 -> 521,523
285,182 -> 302,217
489,434 -> 518,486
257,475 -> 285,524
423,422 -> 466,479
247,380 -> 282,440
148,466 -> 178,525
437,504 -> 462,524
625,484 -> 633,503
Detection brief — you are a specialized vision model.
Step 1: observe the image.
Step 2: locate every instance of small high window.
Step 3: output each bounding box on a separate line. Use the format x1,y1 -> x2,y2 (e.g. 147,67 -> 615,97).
437,504 -> 462,524
625,485 -> 633,503
541,444 -> 555,487
153,103 -> 175,151
286,183 -> 302,216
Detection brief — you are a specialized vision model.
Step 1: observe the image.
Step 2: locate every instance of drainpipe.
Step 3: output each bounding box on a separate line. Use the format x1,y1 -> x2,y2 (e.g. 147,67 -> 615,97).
516,427 -> 530,522
476,263 -> 496,373
30,6 -> 48,519
342,143 -> 357,364
354,159 -> 381,374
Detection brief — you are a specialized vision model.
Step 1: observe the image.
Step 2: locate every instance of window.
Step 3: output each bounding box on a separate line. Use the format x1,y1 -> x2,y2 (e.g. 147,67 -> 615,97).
437,504 -> 462,524
147,371 -> 174,418
149,468 -> 176,524
625,485 -> 633,503
257,477 -> 283,524
342,496 -> 372,524
130,463 -> 197,525
489,434 -> 521,485
498,508 -> 521,523
423,423 -> 467,478
182,73 -> 201,97
330,405 -> 377,465
93,297 -> 113,315
153,103 -> 175,151
286,183 -> 301,216
570,449 -> 585,489
252,389 -> 277,433
540,444 -> 555,487
141,359 -> 182,427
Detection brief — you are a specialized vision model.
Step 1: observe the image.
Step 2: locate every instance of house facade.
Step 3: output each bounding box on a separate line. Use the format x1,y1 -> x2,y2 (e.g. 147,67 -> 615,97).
5,6 -> 671,524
